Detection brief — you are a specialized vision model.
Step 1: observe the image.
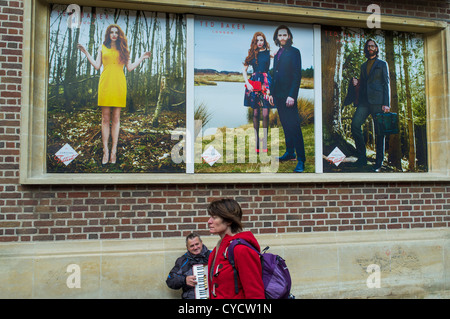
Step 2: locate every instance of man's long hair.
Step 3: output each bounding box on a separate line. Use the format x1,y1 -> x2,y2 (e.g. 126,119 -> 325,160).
103,24 -> 130,65
244,31 -> 270,66
363,38 -> 379,59
273,25 -> 293,47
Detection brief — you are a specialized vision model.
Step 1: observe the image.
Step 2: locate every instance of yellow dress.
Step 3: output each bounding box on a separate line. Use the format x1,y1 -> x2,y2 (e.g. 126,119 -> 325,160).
98,44 -> 127,108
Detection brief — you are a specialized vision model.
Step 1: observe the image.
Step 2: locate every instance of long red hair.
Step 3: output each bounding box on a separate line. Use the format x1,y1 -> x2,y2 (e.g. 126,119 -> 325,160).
244,32 -> 269,67
103,24 -> 130,65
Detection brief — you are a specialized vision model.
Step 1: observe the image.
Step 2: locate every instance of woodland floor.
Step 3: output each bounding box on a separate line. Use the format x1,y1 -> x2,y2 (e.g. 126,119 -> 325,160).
194,123 -> 316,173
47,107 -> 424,174
47,107 -> 186,173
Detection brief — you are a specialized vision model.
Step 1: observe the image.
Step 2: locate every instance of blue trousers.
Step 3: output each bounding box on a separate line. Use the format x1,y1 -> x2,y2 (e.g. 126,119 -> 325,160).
274,96 -> 306,162
351,104 -> 385,167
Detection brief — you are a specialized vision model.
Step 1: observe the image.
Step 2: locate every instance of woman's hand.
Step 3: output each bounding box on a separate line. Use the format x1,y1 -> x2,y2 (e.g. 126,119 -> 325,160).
127,51 -> 151,71
77,44 -> 101,70
246,82 -> 254,92
141,51 -> 151,60
77,43 -> 87,55
352,77 -> 359,86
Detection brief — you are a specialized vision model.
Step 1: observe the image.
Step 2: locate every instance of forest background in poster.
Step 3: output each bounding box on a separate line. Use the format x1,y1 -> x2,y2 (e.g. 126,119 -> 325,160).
322,26 -> 427,173
47,5 -> 186,173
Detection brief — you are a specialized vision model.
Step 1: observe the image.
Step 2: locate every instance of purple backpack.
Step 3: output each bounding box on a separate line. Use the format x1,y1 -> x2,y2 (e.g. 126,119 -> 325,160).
228,238 -> 293,299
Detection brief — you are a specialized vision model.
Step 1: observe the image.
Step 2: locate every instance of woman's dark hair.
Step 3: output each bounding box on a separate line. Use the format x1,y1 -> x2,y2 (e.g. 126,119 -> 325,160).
363,38 -> 379,59
207,198 -> 243,234
273,25 -> 293,47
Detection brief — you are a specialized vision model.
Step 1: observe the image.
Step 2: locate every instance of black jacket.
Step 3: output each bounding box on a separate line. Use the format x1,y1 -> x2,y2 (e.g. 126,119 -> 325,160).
359,58 -> 390,107
343,77 -> 360,107
271,45 -> 302,99
166,245 -> 210,299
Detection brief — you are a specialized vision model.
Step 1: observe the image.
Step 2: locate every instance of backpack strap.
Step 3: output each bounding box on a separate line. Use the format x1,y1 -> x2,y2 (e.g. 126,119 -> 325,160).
227,238 -> 260,295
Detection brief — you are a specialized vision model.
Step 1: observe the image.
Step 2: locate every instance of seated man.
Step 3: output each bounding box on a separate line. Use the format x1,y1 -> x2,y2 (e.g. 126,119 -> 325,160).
166,232 -> 210,299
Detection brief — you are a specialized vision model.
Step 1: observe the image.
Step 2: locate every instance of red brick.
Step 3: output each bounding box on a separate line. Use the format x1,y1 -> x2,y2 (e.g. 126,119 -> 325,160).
0,0 -> 448,243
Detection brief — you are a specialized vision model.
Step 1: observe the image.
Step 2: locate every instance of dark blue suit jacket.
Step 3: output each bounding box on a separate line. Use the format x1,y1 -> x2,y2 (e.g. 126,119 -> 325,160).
271,46 -> 302,99
359,58 -> 390,107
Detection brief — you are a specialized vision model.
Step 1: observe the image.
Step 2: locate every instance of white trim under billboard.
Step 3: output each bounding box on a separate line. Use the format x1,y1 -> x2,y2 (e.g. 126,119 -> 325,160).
19,0 -> 449,184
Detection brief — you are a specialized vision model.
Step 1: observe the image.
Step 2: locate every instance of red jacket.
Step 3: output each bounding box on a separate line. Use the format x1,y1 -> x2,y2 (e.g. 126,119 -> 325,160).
208,231 -> 265,299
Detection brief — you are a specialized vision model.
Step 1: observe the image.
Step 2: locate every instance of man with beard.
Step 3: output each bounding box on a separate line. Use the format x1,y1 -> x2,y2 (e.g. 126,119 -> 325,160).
269,25 -> 306,173
166,232 -> 210,299
351,39 -> 391,172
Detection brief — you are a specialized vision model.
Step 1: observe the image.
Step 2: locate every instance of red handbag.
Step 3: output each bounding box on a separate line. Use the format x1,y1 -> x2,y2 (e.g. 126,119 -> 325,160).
245,79 -> 262,91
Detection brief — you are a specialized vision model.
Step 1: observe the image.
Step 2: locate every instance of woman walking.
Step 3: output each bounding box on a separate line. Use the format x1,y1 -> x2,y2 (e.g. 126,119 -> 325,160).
207,198 -> 265,299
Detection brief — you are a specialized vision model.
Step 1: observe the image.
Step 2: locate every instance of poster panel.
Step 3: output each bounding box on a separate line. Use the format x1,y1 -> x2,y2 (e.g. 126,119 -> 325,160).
47,5 -> 186,173
193,16 -> 315,174
321,26 -> 427,173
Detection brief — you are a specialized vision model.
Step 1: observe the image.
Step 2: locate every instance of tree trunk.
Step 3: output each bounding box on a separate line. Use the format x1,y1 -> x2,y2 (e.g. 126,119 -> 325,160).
145,13 -> 158,115
384,30 -> 402,170
177,14 -> 184,79
63,25 -> 80,109
86,7 -> 96,76
401,33 -> 416,171
165,13 -> 171,74
152,75 -> 167,126
128,10 -> 140,113
322,27 -> 355,157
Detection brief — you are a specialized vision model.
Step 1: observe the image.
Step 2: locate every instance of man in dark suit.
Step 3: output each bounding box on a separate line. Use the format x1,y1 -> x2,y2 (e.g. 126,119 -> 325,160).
351,39 -> 390,172
270,25 -> 305,173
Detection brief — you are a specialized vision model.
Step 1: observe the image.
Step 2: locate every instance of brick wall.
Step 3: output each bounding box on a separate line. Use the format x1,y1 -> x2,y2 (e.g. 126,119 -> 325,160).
0,0 -> 449,242
1,183 -> 449,242
250,0 -> 450,20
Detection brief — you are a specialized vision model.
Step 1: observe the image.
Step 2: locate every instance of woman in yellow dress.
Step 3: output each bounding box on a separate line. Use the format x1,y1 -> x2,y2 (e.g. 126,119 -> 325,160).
78,24 -> 151,165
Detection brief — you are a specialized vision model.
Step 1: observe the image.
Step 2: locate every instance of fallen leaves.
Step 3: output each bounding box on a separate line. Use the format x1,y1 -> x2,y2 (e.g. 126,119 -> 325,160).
47,108 -> 186,173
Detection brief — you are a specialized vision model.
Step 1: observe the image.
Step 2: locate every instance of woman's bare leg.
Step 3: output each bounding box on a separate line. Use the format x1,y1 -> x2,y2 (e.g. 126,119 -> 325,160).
110,107 -> 121,164
101,106 -> 111,164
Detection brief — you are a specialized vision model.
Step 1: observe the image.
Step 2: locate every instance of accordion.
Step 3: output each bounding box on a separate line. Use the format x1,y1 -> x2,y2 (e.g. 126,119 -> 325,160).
193,264 -> 209,299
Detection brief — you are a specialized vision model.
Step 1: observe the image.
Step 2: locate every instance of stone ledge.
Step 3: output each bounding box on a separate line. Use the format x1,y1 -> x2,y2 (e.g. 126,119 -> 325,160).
0,228 -> 448,298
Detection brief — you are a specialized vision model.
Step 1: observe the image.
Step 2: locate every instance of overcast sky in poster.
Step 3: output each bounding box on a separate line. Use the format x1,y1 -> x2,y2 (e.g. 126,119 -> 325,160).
194,16 -> 314,73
